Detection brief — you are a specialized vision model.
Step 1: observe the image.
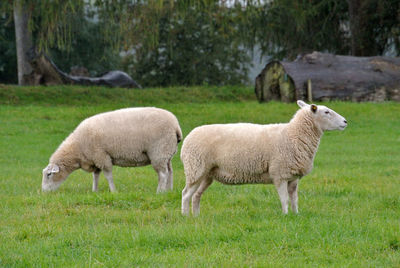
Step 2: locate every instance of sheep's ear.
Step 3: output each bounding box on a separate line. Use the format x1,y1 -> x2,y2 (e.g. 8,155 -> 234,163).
297,100 -> 308,108
310,104 -> 318,113
51,165 -> 60,173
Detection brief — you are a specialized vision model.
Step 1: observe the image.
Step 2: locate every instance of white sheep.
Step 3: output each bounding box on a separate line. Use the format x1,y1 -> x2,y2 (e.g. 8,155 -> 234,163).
180,100 -> 347,215
42,107 -> 182,193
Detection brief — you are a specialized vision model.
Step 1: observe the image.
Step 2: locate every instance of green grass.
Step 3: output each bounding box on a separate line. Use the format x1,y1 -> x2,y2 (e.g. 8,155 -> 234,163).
0,84 -> 255,106
0,85 -> 399,267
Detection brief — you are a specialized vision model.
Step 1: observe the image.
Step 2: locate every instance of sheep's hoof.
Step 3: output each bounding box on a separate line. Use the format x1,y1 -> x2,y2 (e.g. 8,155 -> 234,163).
157,188 -> 169,194
181,210 -> 190,216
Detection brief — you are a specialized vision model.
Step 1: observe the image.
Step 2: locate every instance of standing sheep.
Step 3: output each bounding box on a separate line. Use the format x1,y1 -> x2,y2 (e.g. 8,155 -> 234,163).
42,107 -> 182,193
181,101 -> 347,215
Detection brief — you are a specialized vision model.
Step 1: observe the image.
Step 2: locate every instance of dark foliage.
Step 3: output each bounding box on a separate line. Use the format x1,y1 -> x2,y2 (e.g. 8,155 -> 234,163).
47,13 -> 121,77
122,4 -> 251,87
347,0 -> 400,56
252,0 -> 349,59
252,0 -> 400,59
2,0 -> 400,86
0,16 -> 17,84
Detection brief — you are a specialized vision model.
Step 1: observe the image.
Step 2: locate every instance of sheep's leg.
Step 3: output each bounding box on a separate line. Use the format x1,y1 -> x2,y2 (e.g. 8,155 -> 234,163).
151,158 -> 171,193
103,168 -> 116,193
156,167 -> 170,193
181,181 -> 201,216
192,177 -> 213,216
274,180 -> 289,214
92,169 -> 100,192
166,159 -> 173,191
288,179 -> 299,214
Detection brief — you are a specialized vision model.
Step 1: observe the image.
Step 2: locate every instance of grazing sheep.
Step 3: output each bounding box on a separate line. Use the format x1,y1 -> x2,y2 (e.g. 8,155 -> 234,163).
181,100 -> 347,215
42,107 -> 182,193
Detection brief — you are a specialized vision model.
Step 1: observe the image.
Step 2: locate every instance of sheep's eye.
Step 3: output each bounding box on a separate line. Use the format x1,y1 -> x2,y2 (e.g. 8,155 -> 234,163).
325,111 -> 330,114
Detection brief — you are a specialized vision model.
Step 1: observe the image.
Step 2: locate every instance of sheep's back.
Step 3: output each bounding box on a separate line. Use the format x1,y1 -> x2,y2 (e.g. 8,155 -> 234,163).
183,123 -> 285,152
73,107 -> 180,158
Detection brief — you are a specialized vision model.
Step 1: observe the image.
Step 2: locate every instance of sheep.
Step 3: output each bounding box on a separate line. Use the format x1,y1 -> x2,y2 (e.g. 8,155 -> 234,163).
42,107 -> 182,193
180,100 -> 347,216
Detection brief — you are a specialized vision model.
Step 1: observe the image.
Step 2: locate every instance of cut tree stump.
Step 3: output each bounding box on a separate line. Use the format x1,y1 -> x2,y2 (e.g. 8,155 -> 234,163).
255,51 -> 400,102
25,48 -> 142,89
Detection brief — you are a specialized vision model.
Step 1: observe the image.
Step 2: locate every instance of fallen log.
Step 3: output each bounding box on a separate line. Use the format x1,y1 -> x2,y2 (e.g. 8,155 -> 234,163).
26,48 -> 142,89
255,51 -> 400,102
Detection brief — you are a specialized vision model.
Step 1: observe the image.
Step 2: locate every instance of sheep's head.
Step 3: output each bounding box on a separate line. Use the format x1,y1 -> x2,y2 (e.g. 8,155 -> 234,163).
42,164 -> 68,191
297,100 -> 347,131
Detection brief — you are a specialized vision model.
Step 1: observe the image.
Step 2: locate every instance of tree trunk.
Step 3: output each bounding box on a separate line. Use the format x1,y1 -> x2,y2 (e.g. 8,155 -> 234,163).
255,51 -> 400,102
13,0 -> 33,85
347,0 -> 380,56
348,0 -> 363,56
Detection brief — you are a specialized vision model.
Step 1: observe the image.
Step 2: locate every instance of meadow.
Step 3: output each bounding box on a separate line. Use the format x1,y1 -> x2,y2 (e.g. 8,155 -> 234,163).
0,84 -> 399,267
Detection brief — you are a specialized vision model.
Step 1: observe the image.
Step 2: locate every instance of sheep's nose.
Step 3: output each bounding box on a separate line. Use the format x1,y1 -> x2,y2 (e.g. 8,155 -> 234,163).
344,120 -> 347,124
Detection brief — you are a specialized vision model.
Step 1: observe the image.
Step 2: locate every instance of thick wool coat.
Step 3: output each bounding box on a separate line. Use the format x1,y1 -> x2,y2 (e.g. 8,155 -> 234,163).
181,107 -> 322,186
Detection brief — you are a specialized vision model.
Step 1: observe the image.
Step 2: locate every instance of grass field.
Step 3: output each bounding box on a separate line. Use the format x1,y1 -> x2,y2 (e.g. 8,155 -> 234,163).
0,85 -> 399,267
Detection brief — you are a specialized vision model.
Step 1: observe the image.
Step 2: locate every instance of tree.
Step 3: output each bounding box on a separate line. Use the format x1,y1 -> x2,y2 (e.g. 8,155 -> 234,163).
2,0 -> 400,87
48,10 -> 122,77
123,1 -> 250,86
0,13 -> 17,83
1,0 -> 84,85
1,0 -> 252,87
250,0 -> 349,59
13,0 -> 32,85
347,0 -> 400,56
252,0 -> 400,59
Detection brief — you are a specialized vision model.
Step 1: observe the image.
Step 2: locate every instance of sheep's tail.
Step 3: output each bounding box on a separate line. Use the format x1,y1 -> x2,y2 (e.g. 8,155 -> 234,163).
176,127 -> 183,144
181,143 -> 208,185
